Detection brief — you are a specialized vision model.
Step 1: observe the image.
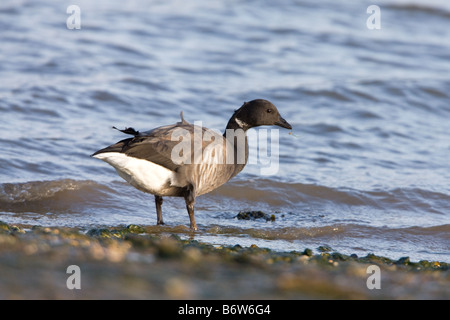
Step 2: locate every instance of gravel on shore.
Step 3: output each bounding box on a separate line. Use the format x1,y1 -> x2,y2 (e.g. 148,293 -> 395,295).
0,221 -> 448,299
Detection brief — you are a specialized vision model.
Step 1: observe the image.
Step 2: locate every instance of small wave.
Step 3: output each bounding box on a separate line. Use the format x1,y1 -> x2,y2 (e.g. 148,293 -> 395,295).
366,188 -> 450,214
404,224 -> 450,238
214,179 -> 450,214
297,88 -> 353,102
386,3 -> 450,19
419,86 -> 448,99
106,43 -> 148,58
214,180 -> 368,207
90,90 -> 126,104
206,224 -> 345,241
120,77 -> 170,92
0,179 -> 111,214
1,179 -> 78,203
206,223 -> 450,243
302,123 -> 346,135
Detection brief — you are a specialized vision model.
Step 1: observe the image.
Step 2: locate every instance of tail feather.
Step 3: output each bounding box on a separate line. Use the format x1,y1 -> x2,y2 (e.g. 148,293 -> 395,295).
91,137 -> 133,157
112,126 -> 139,136
179,111 -> 189,125
91,127 -> 138,157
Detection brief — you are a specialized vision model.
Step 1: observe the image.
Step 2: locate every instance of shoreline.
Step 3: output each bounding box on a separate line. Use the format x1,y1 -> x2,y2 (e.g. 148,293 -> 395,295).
0,221 -> 448,299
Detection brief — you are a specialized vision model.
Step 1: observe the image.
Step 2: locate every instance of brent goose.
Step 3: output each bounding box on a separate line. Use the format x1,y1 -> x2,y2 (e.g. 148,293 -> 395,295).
92,99 -> 291,230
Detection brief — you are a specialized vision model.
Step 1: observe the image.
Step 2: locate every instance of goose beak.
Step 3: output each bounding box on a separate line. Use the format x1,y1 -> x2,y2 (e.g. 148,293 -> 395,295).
275,116 -> 292,130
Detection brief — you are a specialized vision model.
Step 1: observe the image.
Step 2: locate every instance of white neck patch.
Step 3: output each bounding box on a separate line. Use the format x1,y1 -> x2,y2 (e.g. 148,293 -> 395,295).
235,117 -> 248,129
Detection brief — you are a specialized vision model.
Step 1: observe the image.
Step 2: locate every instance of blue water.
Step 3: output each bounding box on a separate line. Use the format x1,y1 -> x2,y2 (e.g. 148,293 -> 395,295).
0,0 -> 449,262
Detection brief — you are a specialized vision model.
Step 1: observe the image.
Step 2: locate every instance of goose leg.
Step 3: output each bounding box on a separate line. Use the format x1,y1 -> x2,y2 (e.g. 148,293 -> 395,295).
184,185 -> 198,231
186,202 -> 197,231
155,195 -> 164,225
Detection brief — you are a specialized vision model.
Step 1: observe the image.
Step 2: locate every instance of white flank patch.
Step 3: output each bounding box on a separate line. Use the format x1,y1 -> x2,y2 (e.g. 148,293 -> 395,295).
93,152 -> 177,194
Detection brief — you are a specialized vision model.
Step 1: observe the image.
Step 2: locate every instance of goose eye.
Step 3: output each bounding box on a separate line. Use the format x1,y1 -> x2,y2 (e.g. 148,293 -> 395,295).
267,109 -> 272,113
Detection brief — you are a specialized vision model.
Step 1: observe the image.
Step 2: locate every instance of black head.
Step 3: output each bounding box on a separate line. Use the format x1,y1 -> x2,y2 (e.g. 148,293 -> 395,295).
226,99 -> 292,131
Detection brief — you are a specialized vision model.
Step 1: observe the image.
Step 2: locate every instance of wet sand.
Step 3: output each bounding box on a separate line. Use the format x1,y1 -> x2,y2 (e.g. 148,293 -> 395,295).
0,221 -> 448,299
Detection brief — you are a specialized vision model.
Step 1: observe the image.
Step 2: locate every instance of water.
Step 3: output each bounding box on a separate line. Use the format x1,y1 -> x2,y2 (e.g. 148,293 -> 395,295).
1,0 -> 449,262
